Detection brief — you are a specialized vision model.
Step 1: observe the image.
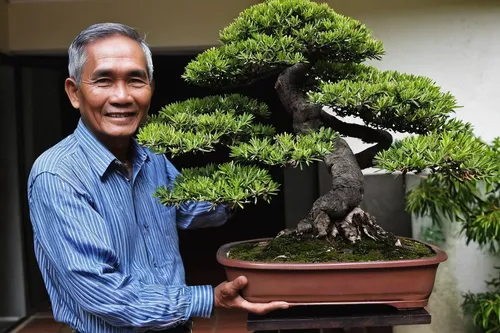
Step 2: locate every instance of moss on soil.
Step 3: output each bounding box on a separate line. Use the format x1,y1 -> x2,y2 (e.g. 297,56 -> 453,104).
228,234 -> 434,263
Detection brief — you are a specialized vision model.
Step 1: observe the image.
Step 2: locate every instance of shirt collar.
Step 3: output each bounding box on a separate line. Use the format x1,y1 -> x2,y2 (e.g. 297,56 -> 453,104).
74,119 -> 149,178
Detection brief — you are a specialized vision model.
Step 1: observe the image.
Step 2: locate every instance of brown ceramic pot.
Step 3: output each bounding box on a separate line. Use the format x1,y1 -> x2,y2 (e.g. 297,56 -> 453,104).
216,237 -> 447,309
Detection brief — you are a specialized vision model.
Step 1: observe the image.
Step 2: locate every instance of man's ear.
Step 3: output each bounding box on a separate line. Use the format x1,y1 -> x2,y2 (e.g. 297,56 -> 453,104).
150,79 -> 155,94
65,78 -> 80,109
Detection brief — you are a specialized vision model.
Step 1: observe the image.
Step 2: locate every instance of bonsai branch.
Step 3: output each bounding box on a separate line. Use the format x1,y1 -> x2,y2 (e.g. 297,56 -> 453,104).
275,64 -> 392,169
232,66 -> 287,89
275,63 -> 322,133
320,110 -> 393,169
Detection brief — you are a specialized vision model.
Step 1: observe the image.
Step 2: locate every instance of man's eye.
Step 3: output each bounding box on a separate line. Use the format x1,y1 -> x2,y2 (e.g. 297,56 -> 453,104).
130,79 -> 147,87
95,78 -> 112,86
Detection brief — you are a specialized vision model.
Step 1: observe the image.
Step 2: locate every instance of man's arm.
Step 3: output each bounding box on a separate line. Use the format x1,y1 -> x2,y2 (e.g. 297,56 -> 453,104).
164,156 -> 232,230
176,201 -> 231,230
28,172 -> 213,329
160,157 -> 289,315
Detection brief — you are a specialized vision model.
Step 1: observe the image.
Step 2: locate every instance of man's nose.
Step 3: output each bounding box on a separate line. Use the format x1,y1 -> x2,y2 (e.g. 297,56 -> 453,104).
110,82 -> 134,104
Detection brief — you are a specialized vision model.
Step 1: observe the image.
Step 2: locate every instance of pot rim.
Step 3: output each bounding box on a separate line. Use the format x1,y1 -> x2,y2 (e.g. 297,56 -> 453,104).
216,237 -> 448,270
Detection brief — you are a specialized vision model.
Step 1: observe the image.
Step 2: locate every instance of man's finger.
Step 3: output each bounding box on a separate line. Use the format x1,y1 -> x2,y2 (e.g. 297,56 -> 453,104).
240,299 -> 289,315
227,276 -> 248,293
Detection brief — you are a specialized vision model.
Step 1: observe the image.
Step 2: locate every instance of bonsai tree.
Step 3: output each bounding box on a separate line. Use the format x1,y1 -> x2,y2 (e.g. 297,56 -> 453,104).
407,137 -> 499,332
137,0 -> 497,261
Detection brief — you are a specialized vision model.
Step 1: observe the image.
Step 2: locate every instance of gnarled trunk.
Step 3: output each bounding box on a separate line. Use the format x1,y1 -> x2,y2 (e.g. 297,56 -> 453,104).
290,138 -> 394,245
274,63 -> 396,245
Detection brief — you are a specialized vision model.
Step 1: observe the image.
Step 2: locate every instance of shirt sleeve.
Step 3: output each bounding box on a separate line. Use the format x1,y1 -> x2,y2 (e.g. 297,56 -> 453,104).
164,156 -> 230,230
28,172 -> 214,329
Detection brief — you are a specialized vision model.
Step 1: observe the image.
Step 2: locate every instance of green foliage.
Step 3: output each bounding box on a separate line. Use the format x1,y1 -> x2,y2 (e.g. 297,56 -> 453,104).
400,137 -> 499,223
183,0 -> 383,87
230,127 -> 339,168
405,174 -> 478,228
219,0 -> 384,62
402,139 -> 500,331
463,194 -> 500,252
137,121 -> 223,155
308,63 -> 459,134
405,174 -> 500,251
493,137 -> 500,151
183,36 -> 306,87
157,94 -> 271,118
137,94 -> 276,156
463,272 -> 500,333
153,162 -> 280,209
375,131 -> 497,182
136,91 -> 341,207
421,224 -> 446,245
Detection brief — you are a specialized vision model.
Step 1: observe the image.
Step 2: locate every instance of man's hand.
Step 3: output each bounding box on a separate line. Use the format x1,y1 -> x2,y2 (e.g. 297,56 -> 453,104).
214,276 -> 289,315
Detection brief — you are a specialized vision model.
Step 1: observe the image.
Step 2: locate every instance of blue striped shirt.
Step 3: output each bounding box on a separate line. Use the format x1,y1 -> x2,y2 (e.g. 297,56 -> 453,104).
27,119 -> 229,333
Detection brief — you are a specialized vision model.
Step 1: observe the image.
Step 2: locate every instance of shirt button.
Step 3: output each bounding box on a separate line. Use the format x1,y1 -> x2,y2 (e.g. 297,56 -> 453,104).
153,263 -> 158,268
144,224 -> 149,230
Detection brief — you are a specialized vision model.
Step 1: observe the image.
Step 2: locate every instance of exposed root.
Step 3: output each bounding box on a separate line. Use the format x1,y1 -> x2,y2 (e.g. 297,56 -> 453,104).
278,206 -> 400,247
338,207 -> 389,243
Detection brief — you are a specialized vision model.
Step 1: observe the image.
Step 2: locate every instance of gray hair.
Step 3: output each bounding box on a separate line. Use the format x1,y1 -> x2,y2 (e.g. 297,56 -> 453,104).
68,23 -> 154,85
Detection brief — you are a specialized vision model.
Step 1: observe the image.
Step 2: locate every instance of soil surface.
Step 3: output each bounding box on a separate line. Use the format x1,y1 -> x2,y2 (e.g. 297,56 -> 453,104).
228,234 -> 434,263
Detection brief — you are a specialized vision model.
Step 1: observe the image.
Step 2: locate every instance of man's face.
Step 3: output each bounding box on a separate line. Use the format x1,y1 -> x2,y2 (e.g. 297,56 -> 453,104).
65,35 -> 153,142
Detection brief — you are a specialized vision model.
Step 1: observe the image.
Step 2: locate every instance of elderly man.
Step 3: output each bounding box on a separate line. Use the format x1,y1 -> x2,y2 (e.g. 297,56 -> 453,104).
27,23 -> 288,333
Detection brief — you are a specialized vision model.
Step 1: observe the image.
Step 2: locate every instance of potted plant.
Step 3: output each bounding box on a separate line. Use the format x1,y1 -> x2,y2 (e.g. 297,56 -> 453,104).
137,0 -> 497,309
405,137 -> 499,329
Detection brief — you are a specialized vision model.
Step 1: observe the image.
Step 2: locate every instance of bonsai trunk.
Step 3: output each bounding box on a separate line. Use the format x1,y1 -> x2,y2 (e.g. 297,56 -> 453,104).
274,63 -> 396,245
292,138 -> 395,244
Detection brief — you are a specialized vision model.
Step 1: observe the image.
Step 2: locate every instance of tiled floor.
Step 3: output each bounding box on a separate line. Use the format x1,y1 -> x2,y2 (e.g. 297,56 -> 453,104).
10,309 -> 251,333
